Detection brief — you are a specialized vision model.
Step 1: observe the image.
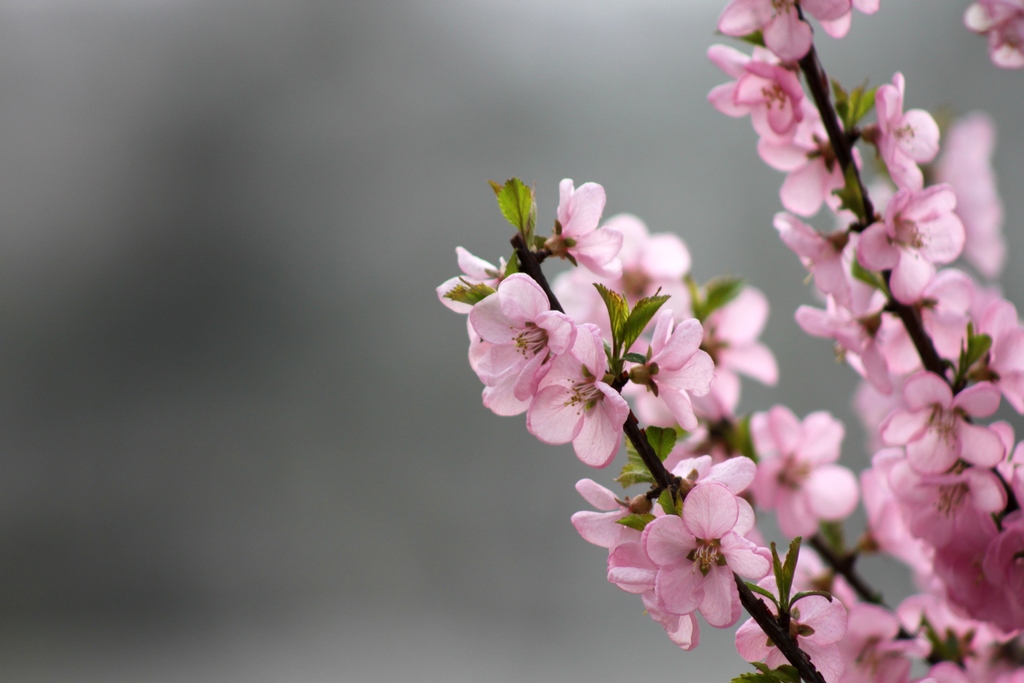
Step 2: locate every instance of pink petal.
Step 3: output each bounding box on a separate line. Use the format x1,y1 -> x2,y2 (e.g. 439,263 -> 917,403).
571,510 -> 626,548
718,0 -> 772,36
656,564 -> 704,615
700,566 -> 741,627
857,223 -> 899,271
953,381 -> 1001,417
526,385 -> 583,444
736,616 -> 774,661
643,515 -> 696,566
805,464 -> 859,520
572,385 -> 629,468
721,534 -> 771,579
903,370 -> 953,410
958,422 -> 1006,468
899,109 -> 941,162
683,483 -> 739,539
575,478 -> 619,510
763,8 -> 813,61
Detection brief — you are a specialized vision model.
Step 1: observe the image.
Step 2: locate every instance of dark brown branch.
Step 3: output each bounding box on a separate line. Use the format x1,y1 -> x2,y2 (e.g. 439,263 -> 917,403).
511,233 -> 564,314
736,575 -> 828,683
809,534 -> 882,605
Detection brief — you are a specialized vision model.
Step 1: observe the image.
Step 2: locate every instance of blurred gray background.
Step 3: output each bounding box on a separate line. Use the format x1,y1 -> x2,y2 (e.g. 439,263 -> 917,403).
0,1 -> 1021,681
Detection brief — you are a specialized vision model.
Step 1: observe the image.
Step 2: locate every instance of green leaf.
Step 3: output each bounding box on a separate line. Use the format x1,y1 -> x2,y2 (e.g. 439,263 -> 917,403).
443,280 -> 495,306
493,178 -> 536,243
849,83 -> 876,128
594,283 -> 629,354
850,258 -> 887,293
746,583 -> 780,608
616,442 -> 655,488
735,30 -> 765,47
965,331 -> 992,369
769,542 -> 785,606
504,252 -> 520,276
621,292 -> 671,353
658,488 -> 679,516
731,664 -> 800,683
645,426 -> 678,462
779,537 -> 803,608
622,352 -> 647,365
617,513 -> 656,532
791,590 -> 835,606
703,277 -> 745,318
832,80 -> 851,130
730,414 -> 758,463
833,164 -> 866,222
818,521 -> 846,554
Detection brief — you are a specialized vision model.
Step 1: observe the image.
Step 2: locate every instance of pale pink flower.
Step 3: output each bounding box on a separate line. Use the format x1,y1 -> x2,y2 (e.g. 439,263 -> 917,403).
775,212 -> 854,307
470,273 -> 576,404
605,542 -> 701,650
916,269 -> 975,363
965,0 -> 1024,69
735,575 -> 848,683
717,0 -> 851,61
934,113 -> 1006,279
857,185 -> 965,305
977,298 -> 1024,413
861,450 -> 934,577
603,214 -> 692,310
837,603 -> 918,683
527,324 -> 630,468
643,483 -> 770,627
981,510 -> 1024,630
750,406 -> 859,537
629,310 -> 715,430
571,478 -> 639,550
872,73 -> 940,191
817,0 -> 880,39
671,453 -> 758,496
436,246 -> 507,313
547,179 -> 623,278
707,45 -> 805,143
880,370 -> 1004,474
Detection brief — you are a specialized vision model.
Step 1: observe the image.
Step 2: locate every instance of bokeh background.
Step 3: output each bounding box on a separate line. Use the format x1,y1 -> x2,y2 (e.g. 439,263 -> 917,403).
1,1 -> 1021,681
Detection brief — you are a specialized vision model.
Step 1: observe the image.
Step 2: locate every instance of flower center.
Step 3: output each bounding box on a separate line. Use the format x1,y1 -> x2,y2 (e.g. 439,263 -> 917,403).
936,482 -> 968,516
687,538 -> 725,576
893,214 -> 924,249
761,82 -> 787,110
515,322 -> 549,357
566,379 -> 604,412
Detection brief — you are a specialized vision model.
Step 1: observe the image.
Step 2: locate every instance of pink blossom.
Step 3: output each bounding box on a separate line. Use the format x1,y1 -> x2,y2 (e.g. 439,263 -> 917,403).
604,214 -> 692,309
981,511 -> 1024,630
872,73 -> 940,191
470,273 -> 576,405
570,478 -> 639,550
527,324 -> 630,468
934,113 -> 1006,279
546,179 -> 623,278
671,453 -> 758,496
642,483 -> 769,627
750,406 -> 859,537
817,0 -> 880,39
857,185 -> 965,305
916,269 -> 975,363
880,371 -> 1004,474
775,213 -> 854,307
977,298 -> 1024,413
717,0 -> 851,62
837,603 -> 918,683
965,0 -> 1024,69
735,575 -> 848,683
629,310 -> 715,430
707,45 -> 805,143
861,450 -> 934,577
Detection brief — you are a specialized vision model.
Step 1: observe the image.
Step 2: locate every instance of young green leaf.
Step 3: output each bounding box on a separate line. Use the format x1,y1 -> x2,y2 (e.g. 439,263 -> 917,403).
849,83 -> 877,128
730,664 -> 800,683
850,259 -> 887,293
617,513 -> 656,531
594,283 -> 629,354
622,352 -> 648,365
964,331 -> 993,370
703,277 -> 745,318
746,583 -> 781,609
780,536 -> 803,608
621,292 -> 671,352
658,488 -> 680,516
616,442 -> 655,488
443,280 -> 495,306
730,414 -> 759,463
645,426 -> 678,462
833,164 -> 866,222
493,178 -> 536,243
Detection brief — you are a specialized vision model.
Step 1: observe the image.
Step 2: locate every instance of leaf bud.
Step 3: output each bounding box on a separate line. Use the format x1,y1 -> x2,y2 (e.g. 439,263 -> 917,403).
628,494 -> 653,515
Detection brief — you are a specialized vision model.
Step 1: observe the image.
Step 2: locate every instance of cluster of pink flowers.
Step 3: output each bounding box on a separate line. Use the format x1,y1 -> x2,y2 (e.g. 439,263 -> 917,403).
440,3 -> 1024,683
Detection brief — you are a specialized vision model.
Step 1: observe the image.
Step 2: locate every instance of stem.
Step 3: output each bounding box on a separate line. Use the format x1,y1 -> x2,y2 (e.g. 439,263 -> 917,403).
511,233 -> 564,314
736,575 -> 828,683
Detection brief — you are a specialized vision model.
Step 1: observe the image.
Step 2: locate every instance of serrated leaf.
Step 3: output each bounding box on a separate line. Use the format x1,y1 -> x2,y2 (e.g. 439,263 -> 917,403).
833,164 -> 866,222
617,513 -> 656,531
622,352 -> 647,365
752,663 -> 773,675
621,292 -> 671,352
704,277 -> 745,317
658,488 -> 679,516
443,280 -> 495,306
493,178 -> 536,243
645,426 -> 677,462
616,443 -> 655,488
769,542 -> 785,603
731,664 -> 799,683
595,283 -> 629,354
791,590 -> 835,606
